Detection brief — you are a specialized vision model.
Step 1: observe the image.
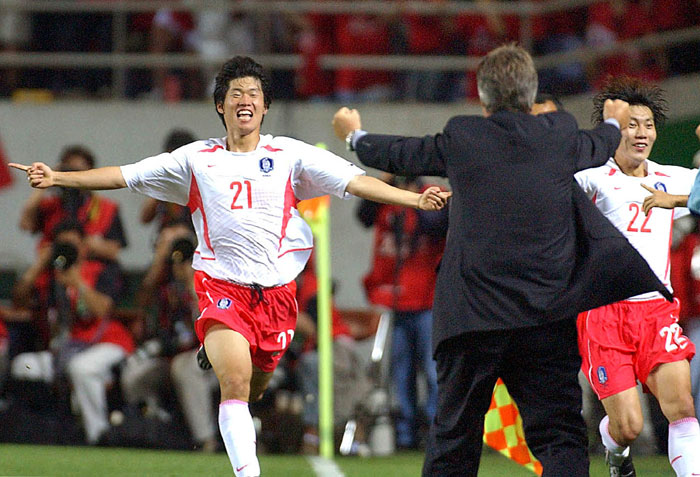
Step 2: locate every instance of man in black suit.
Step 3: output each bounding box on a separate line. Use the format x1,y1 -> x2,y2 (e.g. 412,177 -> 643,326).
332,44 -> 670,476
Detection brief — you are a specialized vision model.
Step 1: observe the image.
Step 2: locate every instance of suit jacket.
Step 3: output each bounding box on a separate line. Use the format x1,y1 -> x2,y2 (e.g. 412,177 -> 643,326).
354,110 -> 671,353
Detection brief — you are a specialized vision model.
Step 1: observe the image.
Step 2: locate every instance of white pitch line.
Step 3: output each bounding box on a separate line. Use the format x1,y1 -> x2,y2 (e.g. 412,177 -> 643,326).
307,456 -> 346,477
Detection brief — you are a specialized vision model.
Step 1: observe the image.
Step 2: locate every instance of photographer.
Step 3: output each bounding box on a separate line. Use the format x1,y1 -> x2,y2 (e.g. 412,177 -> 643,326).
18,145 -> 127,263
11,220 -> 134,445
120,222 -> 219,452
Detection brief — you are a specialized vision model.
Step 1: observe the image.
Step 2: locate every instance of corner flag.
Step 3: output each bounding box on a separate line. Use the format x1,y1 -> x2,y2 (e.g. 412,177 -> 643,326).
483,379 -> 543,475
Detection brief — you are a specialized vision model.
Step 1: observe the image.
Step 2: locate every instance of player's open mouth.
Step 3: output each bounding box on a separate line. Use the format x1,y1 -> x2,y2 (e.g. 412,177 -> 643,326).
237,110 -> 253,119
633,143 -> 647,151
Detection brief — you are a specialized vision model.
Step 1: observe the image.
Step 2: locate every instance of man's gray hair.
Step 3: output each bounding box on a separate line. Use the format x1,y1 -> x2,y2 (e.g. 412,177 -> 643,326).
477,43 -> 538,114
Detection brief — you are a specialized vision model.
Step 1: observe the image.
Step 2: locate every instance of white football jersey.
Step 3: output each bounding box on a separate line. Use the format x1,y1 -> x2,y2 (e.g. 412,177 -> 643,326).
121,134 -> 365,286
575,158 -> 697,300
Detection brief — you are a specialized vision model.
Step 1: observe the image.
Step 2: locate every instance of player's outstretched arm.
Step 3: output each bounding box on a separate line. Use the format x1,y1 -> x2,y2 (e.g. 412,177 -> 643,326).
346,175 -> 450,211
641,183 -> 688,215
9,162 -> 127,190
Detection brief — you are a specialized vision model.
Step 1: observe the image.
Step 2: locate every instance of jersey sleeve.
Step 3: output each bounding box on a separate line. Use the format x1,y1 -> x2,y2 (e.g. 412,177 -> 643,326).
293,141 -> 365,200
120,149 -> 192,206
574,169 -> 596,199
670,166 -> 699,219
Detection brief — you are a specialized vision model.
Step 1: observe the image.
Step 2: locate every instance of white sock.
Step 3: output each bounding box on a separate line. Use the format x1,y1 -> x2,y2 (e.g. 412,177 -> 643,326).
599,415 -> 631,465
668,417 -> 700,477
219,399 -> 260,477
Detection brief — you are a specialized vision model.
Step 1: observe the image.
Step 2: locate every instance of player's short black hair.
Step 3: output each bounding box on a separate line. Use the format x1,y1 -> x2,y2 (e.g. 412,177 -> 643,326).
59,145 -> 95,169
592,76 -> 668,126
163,129 -> 196,153
213,56 -> 272,130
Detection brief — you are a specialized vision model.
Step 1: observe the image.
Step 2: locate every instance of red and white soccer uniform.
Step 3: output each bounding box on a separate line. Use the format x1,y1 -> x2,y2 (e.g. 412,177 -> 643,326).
575,158 -> 697,398
120,135 -> 364,368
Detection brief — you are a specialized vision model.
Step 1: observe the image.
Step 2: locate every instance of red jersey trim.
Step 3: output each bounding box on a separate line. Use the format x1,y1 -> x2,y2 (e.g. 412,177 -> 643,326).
194,251 -> 216,261
277,173 -> 298,252
199,145 -> 223,153
263,145 -> 283,152
187,172 -> 216,257
279,246 -> 313,258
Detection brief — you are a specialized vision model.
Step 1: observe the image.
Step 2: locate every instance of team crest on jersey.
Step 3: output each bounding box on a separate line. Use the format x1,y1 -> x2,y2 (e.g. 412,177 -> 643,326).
597,366 -> 608,385
654,181 -> 667,192
217,298 -> 232,310
259,157 -> 274,174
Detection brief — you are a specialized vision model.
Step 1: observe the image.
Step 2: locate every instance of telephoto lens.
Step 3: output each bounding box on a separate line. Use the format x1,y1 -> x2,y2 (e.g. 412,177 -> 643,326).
51,241 -> 79,270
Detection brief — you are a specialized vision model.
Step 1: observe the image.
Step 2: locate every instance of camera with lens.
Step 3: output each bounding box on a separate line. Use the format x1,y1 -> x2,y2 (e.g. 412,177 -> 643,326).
169,236 -> 196,264
51,241 -> 79,271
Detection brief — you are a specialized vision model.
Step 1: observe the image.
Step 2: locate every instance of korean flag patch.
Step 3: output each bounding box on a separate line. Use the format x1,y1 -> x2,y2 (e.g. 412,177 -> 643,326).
259,157 -> 274,174
217,298 -> 232,310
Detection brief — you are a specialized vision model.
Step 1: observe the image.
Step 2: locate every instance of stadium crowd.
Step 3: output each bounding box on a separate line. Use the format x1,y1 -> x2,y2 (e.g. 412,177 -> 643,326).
0,0 -> 699,101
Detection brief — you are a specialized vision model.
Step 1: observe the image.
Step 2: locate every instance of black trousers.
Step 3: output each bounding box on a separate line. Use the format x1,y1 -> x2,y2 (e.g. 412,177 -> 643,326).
422,318 -> 588,477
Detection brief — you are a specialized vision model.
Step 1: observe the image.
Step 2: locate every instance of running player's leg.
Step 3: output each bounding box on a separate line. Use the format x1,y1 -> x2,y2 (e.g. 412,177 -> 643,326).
600,388 -> 643,468
578,304 -> 638,474
205,324 -> 260,477
646,360 -> 700,476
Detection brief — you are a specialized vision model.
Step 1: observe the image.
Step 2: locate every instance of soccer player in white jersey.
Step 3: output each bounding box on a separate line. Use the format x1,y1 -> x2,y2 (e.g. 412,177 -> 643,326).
9,56 -> 450,477
575,77 -> 700,477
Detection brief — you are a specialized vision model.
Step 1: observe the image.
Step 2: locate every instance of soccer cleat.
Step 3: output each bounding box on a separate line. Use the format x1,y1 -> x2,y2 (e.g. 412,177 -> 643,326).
605,450 -> 636,477
197,345 -> 212,370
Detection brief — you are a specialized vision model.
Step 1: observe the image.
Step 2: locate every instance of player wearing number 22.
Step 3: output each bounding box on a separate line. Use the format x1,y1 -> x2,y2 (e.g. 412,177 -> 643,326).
576,77 -> 700,477
9,56 -> 450,477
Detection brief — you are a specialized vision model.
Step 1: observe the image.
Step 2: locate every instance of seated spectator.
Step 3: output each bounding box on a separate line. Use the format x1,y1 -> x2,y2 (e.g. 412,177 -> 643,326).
292,11 -> 336,101
531,1 -> 589,95
11,219 -> 134,445
454,0 -> 519,99
585,0 -> 667,89
120,222 -> 219,452
333,12 -> 396,102
18,145 -> 127,264
399,1 -> 461,102
0,7 -> 30,96
147,6 -> 257,100
139,129 -> 195,232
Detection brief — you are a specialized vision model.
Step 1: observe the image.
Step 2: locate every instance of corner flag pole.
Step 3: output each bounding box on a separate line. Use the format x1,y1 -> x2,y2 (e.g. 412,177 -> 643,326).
298,142 -> 334,459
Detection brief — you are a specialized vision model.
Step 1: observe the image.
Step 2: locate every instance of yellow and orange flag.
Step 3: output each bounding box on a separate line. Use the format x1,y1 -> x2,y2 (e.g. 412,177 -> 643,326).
483,379 -> 543,475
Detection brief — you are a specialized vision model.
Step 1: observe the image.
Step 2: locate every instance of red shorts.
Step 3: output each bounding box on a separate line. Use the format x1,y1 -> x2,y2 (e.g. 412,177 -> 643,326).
578,298 -> 695,400
193,271 -> 298,373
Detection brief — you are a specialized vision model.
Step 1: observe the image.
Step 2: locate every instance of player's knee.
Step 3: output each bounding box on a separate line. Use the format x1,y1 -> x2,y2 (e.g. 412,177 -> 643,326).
663,393 -> 697,422
615,415 -> 644,444
217,372 -> 250,401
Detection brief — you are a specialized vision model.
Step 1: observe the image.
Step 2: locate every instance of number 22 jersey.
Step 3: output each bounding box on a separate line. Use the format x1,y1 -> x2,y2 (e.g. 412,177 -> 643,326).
575,158 -> 697,301
121,134 -> 365,287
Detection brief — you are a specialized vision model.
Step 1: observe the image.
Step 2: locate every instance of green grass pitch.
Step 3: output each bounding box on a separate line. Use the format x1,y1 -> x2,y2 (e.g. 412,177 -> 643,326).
0,444 -> 675,476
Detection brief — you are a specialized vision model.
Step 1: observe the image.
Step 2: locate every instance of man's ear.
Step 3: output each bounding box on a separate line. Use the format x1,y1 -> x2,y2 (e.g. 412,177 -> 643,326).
216,103 -> 224,115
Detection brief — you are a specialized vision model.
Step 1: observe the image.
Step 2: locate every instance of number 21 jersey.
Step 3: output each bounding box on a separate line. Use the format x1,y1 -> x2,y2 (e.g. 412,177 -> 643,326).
121,134 -> 365,287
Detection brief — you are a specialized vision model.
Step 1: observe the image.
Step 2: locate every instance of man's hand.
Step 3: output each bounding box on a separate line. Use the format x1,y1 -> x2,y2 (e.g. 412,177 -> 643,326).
418,186 -> 451,211
332,107 -> 363,141
54,265 -> 83,289
9,162 -> 55,188
641,183 -> 687,214
603,99 -> 630,129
